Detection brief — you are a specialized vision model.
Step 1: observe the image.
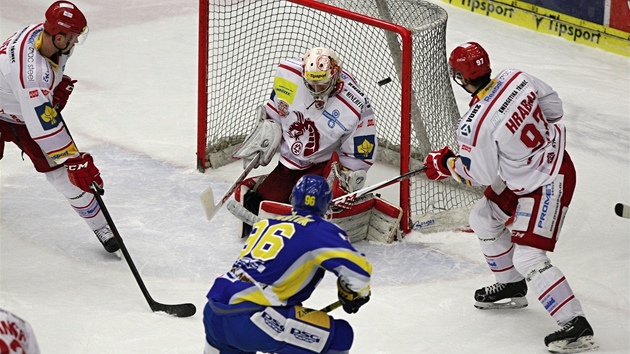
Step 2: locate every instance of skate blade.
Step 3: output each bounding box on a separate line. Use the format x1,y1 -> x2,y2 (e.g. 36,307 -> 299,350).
474,296 -> 528,309
548,335 -> 599,353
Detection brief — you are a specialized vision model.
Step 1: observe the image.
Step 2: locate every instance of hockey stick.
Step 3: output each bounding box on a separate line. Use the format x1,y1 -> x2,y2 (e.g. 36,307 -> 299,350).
200,153 -> 261,221
226,167 -> 428,226
331,166 -> 427,207
615,203 -> 630,219
91,184 -> 197,318
302,301 -> 342,315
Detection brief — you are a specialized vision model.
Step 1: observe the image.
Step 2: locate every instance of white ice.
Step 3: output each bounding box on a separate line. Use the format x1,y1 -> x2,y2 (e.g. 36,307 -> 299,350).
0,1 -> 628,353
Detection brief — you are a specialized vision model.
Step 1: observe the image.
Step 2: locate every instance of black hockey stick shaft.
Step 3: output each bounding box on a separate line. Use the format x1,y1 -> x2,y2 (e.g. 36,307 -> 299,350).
91,184 -> 196,317
332,166 -> 427,206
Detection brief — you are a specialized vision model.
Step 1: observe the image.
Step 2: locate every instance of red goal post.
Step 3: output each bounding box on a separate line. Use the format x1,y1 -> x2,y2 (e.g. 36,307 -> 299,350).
197,0 -> 481,233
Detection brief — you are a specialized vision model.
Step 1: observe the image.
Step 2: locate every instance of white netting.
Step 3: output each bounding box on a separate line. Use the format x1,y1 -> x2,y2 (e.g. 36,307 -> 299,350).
200,0 -> 482,231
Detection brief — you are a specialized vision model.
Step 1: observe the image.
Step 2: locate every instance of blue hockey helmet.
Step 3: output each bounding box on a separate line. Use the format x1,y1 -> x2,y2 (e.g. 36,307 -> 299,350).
290,175 -> 332,216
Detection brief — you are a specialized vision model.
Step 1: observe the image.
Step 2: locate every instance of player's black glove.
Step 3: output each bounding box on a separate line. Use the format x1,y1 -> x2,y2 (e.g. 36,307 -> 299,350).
337,278 -> 370,314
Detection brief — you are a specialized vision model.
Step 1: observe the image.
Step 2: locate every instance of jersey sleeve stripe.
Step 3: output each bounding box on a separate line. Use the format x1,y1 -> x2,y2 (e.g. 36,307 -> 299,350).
472,71 -> 523,146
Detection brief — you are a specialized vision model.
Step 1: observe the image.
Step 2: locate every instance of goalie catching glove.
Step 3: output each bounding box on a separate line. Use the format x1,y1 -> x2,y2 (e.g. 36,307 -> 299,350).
337,278 -> 370,314
233,105 -> 282,169
65,152 -> 104,194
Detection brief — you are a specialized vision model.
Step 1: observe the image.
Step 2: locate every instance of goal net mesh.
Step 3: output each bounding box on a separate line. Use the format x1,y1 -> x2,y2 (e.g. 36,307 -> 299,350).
200,0 -> 482,232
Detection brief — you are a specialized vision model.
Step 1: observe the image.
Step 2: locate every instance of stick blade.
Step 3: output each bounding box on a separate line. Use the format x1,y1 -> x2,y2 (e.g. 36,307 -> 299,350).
151,302 -> 197,318
200,186 -> 219,220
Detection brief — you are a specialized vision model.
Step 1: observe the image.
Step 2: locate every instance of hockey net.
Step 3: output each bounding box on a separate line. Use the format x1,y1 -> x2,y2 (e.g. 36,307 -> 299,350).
198,0 -> 482,233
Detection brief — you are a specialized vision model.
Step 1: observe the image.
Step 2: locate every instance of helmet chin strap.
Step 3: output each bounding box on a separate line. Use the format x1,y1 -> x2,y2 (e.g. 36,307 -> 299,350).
53,34 -> 71,55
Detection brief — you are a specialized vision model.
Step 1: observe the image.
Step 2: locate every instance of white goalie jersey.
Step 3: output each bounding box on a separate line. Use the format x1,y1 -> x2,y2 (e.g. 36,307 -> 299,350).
264,58 -> 378,171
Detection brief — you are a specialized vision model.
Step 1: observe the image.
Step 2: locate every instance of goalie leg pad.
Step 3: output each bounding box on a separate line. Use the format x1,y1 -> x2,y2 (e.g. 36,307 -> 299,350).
331,195 -> 401,243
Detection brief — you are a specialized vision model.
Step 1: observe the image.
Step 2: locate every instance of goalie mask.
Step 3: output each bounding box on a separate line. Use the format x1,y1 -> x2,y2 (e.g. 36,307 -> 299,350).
302,47 -> 343,110
291,175 -> 332,216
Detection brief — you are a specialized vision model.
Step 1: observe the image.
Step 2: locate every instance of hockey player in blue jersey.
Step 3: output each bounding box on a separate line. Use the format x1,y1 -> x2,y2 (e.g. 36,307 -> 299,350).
203,174 -> 372,354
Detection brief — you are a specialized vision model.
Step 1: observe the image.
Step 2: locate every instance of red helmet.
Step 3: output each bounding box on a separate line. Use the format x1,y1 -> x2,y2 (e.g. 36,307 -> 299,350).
44,1 -> 87,35
448,42 -> 491,83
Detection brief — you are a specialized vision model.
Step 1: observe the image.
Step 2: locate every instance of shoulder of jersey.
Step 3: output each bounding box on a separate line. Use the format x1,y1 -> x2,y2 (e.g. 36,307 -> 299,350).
339,71 -> 369,111
277,58 -> 303,78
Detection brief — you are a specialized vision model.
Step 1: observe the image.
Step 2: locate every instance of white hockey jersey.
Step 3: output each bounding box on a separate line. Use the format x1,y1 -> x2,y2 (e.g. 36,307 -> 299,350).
0,308 -> 40,354
450,69 -> 565,195
0,24 -> 78,165
265,58 -> 377,171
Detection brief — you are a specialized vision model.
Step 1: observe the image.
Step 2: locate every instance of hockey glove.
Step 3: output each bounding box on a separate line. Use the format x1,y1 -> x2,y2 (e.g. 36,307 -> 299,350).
65,152 -> 104,194
424,146 -> 456,181
337,278 -> 370,314
53,75 -> 77,112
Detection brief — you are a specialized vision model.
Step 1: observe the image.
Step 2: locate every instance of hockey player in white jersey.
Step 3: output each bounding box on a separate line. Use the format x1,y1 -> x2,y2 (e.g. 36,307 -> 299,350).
233,47 -> 378,236
0,307 -> 40,354
0,2 -> 119,253
424,42 -> 597,353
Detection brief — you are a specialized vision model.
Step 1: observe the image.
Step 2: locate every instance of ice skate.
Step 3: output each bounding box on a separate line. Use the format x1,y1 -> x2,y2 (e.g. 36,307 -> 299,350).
474,279 -> 528,309
545,316 -> 598,353
94,225 -> 120,253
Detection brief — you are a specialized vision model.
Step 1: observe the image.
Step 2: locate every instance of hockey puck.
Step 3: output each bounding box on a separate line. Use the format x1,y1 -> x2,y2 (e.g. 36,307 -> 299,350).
377,77 -> 392,86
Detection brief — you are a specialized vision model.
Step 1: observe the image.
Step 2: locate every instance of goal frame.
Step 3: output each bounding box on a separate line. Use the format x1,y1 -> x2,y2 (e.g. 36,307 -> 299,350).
197,0 -> 436,233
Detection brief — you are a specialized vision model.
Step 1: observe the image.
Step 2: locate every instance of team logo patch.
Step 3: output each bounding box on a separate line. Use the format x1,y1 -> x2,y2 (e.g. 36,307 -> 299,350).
353,135 -> 375,159
278,100 -> 289,117
35,102 -> 61,130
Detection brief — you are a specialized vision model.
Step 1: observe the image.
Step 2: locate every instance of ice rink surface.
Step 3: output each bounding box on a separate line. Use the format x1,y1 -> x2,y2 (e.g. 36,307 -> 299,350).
0,0 -> 628,353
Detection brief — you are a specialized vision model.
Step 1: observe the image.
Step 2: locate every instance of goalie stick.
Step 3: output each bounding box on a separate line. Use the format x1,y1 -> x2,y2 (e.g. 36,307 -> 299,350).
91,184 -> 197,318
227,166 -> 427,226
200,153 -> 261,221
615,203 -> 630,219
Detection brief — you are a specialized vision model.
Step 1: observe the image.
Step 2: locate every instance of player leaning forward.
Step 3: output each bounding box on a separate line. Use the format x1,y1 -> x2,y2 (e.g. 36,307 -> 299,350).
0,2 -> 119,253
203,175 -> 371,353
424,42 -> 597,353
233,47 -> 378,235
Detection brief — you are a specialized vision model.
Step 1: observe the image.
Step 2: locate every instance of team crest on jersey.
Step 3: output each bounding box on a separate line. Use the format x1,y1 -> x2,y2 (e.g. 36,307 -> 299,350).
277,100 -> 289,117
353,135 -> 375,159
35,102 -> 61,130
288,112 -> 320,157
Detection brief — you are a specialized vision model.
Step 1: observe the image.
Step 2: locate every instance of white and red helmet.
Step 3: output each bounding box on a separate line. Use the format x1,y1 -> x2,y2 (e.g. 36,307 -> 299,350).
44,1 -> 88,41
302,47 -> 343,109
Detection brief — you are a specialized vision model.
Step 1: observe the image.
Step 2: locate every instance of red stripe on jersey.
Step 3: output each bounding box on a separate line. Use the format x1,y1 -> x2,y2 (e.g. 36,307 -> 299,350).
342,152 -> 373,166
266,102 -> 278,114
278,63 -> 302,77
32,124 -> 65,140
336,95 -> 360,119
472,72 -> 523,146
47,140 -> 74,156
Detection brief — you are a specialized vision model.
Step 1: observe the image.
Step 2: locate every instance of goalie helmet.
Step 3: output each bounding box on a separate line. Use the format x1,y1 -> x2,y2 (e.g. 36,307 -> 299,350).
291,175 -> 332,216
448,42 -> 491,85
302,47 -> 343,110
44,1 -> 88,38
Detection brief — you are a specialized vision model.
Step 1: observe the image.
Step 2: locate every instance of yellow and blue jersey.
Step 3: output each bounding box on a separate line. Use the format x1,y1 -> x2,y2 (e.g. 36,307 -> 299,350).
207,210 -> 372,309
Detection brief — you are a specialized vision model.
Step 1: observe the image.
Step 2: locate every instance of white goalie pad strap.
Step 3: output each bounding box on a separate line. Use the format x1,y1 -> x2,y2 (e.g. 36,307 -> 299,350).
234,108 -> 282,168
